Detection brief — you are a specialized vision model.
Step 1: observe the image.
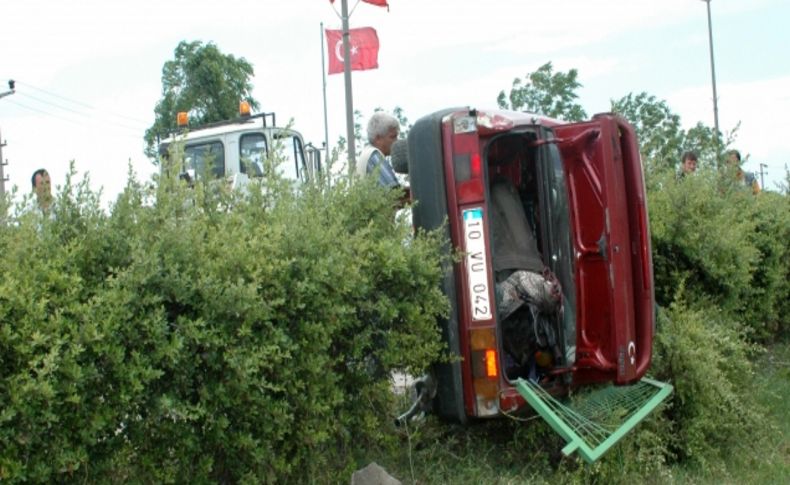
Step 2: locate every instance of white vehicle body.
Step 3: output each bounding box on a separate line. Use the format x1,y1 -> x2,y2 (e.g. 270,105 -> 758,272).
159,113 -> 320,184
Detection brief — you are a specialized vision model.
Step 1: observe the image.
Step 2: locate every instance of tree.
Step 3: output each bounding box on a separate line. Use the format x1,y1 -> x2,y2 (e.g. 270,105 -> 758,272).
610,92 -> 685,174
497,62 -> 587,121
610,92 -> 737,175
144,41 -> 259,158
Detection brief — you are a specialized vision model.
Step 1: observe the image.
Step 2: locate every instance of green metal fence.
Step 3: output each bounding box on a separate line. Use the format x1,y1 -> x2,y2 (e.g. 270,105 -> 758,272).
515,377 -> 673,463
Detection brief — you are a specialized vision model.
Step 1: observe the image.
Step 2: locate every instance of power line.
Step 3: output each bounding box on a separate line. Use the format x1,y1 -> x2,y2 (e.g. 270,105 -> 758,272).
5,98 -> 85,125
16,92 -> 145,131
15,80 -> 94,109
5,99 -> 141,138
14,80 -> 151,125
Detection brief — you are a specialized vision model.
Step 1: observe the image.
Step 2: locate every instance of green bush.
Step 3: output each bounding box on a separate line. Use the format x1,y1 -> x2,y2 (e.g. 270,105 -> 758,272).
0,163 -> 448,483
648,168 -> 789,340
741,189 -> 790,339
650,299 -> 767,471
644,167 -> 785,471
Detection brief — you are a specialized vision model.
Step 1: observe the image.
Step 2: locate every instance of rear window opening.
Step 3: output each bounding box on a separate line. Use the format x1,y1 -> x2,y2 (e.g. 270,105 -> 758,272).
483,132 -> 574,386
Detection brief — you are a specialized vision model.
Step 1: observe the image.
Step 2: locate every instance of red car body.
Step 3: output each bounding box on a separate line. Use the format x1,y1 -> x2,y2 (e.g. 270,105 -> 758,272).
405,108 -> 654,421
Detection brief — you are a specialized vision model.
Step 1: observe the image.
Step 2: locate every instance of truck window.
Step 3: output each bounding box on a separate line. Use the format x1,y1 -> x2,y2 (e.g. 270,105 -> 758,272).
274,134 -> 306,181
185,141 -> 225,179
240,133 -> 267,177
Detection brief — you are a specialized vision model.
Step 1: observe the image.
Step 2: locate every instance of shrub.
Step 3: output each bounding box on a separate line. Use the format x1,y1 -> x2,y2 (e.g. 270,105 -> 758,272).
650,298 -> 767,471
647,168 -> 789,340
0,162 -> 448,483
740,190 -> 790,339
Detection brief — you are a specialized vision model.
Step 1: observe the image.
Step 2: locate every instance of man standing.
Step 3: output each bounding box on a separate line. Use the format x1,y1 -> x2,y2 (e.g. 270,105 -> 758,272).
31,168 -> 53,211
356,112 -> 400,189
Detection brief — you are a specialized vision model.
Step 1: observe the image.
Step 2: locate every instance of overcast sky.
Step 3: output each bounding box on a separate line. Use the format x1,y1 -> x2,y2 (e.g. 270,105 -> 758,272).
1,0 -> 788,205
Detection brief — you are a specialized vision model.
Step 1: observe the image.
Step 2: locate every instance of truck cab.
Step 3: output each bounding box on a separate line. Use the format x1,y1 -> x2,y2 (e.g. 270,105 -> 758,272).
403,108 -> 657,423
158,109 -> 321,184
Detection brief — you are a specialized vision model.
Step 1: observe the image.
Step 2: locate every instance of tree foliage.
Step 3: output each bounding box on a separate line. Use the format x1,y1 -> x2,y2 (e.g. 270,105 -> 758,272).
144,41 -> 259,158
497,62 -> 587,121
610,92 -> 685,174
610,92 -> 741,176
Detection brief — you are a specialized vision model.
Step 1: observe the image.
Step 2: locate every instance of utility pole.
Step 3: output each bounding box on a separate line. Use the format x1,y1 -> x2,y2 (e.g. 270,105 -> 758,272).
0,130 -> 8,198
702,0 -> 720,136
0,80 -> 16,198
759,163 -> 767,190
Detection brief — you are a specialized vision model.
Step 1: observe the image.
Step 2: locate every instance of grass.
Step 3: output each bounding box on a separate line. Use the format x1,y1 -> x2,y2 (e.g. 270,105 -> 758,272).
375,341 -> 790,484
686,340 -> 790,485
667,341 -> 790,485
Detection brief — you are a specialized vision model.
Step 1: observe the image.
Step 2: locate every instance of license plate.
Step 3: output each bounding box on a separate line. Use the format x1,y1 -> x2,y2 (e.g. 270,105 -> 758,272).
463,208 -> 492,321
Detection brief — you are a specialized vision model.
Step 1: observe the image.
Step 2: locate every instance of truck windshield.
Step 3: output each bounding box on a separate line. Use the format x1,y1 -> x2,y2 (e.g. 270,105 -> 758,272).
541,134 -> 577,366
185,141 -> 225,179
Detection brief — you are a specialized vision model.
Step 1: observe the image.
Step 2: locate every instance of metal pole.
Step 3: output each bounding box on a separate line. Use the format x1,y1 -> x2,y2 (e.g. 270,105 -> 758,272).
759,163 -> 767,189
0,129 -> 6,198
0,81 -> 16,198
703,0 -> 720,136
320,22 -> 330,164
341,0 -> 356,170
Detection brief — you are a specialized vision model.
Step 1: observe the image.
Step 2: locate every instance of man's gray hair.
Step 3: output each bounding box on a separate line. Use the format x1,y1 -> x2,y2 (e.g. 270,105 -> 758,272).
367,112 -> 400,144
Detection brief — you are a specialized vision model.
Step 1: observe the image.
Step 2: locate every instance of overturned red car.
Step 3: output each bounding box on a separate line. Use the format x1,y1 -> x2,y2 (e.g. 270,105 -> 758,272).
396,108 -> 659,426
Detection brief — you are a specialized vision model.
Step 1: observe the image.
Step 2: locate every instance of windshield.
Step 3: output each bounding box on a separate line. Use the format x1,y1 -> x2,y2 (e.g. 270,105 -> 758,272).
184,141 -> 225,179
540,131 -> 577,367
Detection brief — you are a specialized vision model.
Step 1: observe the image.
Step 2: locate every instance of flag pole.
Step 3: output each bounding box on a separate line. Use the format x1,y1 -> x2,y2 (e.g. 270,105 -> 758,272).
320,22 -> 330,164
341,0 -> 356,170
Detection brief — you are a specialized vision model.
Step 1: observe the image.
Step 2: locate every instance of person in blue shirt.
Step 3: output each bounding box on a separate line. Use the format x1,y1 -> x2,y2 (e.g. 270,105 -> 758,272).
356,112 -> 401,188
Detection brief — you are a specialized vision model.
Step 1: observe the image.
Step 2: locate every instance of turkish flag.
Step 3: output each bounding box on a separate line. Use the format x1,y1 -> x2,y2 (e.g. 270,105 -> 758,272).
325,27 -> 380,75
329,0 -> 389,8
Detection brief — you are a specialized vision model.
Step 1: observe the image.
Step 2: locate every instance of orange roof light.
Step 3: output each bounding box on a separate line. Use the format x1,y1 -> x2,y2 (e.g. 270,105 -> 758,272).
239,101 -> 251,116
176,111 -> 188,127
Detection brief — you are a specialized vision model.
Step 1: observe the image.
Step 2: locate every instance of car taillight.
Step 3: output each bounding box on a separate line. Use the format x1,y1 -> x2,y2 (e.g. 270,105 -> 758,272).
470,153 -> 482,179
485,349 -> 498,378
470,328 -> 499,416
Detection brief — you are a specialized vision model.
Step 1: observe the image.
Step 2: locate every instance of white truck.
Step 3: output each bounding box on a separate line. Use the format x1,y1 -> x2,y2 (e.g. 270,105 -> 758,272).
158,107 -> 321,185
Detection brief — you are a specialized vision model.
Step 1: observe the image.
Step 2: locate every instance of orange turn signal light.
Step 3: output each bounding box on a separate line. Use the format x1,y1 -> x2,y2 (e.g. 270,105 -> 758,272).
485,349 -> 498,378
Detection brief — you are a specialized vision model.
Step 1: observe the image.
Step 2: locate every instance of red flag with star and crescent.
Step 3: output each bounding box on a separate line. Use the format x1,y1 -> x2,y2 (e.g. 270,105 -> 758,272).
325,27 -> 380,75
329,0 -> 389,8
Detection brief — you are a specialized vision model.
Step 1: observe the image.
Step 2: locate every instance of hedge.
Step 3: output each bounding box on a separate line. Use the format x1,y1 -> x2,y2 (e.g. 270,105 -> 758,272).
0,162 -> 448,483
